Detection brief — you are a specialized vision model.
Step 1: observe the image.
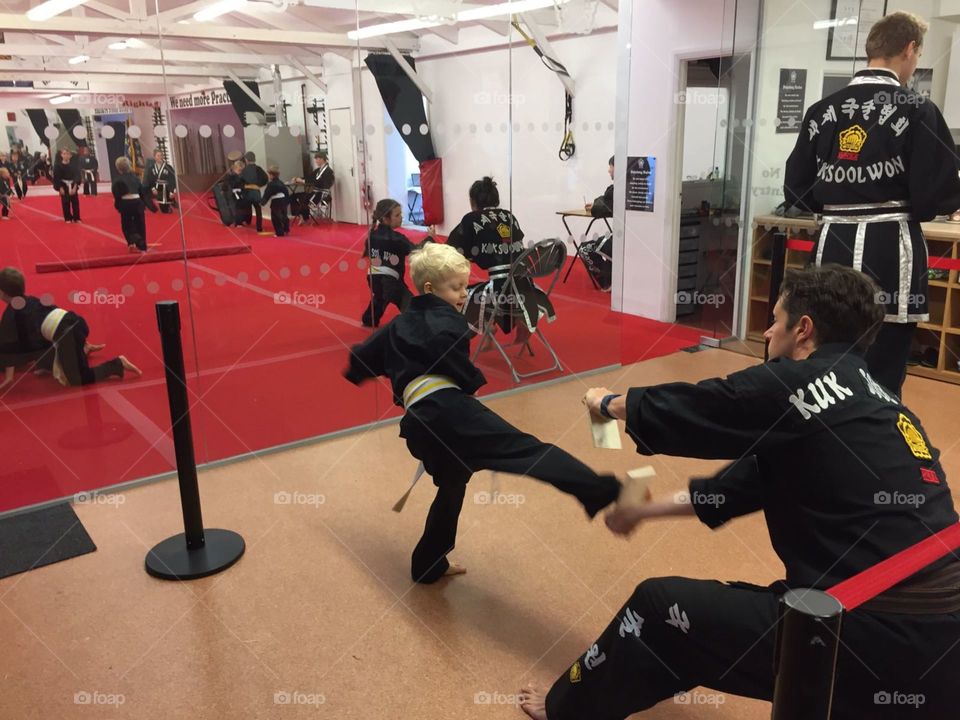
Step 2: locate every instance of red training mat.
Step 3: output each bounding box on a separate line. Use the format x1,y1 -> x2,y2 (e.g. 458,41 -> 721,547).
419,158 -> 443,226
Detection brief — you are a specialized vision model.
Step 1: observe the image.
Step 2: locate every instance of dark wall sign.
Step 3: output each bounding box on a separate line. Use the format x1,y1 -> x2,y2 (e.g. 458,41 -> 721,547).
626,156 -> 656,212
776,68 -> 807,133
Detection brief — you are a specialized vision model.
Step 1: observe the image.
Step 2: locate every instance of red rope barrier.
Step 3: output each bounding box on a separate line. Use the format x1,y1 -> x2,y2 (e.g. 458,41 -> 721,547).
827,522 -> 960,611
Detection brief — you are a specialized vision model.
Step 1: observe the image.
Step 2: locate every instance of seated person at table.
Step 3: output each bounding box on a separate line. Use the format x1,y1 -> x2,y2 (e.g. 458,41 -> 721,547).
448,177 -> 554,336
579,155 -> 615,291
0,267 -> 141,390
291,151 -> 335,224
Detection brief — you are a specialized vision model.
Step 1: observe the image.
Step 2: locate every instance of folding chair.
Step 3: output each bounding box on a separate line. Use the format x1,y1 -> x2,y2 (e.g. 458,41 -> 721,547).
471,238 -> 566,383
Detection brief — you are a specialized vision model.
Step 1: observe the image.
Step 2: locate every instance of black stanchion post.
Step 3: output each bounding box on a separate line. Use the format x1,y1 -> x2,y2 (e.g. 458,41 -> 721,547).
765,232 -> 788,362
771,589 -> 843,720
145,300 -> 245,580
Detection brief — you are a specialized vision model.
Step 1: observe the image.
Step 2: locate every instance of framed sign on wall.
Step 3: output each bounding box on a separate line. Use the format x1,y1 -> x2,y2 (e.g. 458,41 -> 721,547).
826,0 -> 888,61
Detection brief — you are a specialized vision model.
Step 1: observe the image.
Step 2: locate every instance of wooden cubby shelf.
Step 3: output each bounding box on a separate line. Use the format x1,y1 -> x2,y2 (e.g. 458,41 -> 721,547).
746,215 -> 960,386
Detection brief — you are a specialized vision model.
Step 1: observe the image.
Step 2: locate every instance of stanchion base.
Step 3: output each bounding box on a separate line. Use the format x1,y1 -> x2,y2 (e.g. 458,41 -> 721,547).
145,528 -> 245,580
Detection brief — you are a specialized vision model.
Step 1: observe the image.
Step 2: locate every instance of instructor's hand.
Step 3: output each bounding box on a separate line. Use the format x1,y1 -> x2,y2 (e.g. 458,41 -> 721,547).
583,386 -> 612,419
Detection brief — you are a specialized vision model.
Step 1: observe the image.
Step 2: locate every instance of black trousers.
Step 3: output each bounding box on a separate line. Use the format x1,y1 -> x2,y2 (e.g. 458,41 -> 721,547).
865,321 -> 916,397
0,195 -> 8,217
270,200 -> 290,236
118,199 -> 147,251
361,275 -> 413,327
60,190 -> 80,221
545,576 -> 960,720
53,314 -> 124,386
13,175 -> 26,199
399,392 -> 620,583
243,189 -> 263,231
82,174 -> 97,196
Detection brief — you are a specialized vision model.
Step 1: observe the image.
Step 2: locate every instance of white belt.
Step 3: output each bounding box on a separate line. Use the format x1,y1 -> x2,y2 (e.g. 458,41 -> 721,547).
823,200 -> 909,212
41,308 -> 68,342
820,212 -> 913,224
121,193 -> 139,200
402,374 -> 459,410
369,265 -> 400,279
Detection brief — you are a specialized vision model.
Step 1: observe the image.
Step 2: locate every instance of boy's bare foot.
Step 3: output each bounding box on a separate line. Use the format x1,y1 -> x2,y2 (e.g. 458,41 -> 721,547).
443,562 -> 467,577
518,684 -> 549,720
85,342 -> 106,355
118,356 -> 142,376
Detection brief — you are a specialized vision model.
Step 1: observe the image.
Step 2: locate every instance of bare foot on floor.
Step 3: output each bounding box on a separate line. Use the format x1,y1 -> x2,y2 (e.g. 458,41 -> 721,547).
444,562 -> 467,577
518,684 -> 548,720
85,342 -> 106,355
119,356 -> 142,376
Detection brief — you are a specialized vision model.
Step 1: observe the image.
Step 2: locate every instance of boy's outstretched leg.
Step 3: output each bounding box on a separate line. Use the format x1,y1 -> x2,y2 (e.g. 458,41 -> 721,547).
411,474 -> 469,584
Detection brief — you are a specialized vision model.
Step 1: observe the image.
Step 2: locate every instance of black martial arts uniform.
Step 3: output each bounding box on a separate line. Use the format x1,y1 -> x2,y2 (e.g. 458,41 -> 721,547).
0,175 -> 11,219
591,184 -> 614,218
0,296 -> 53,378
79,153 -> 98,196
226,171 -> 251,227
112,171 -> 156,252
298,163 -> 334,221
9,156 -> 28,199
785,68 -> 960,395
450,208 -> 555,334
52,158 -> 81,222
6,300 -> 124,386
261,178 -> 291,237
344,293 -> 620,583
239,163 -> 269,232
360,225 -> 429,327
145,158 -> 179,214
545,344 -> 960,720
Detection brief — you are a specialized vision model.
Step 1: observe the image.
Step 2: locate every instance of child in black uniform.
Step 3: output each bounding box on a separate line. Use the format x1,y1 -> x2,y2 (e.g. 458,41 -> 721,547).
52,148 -> 81,223
240,151 -> 269,232
78,146 -> 98,196
345,243 -> 646,583
112,157 -> 157,253
261,166 -> 291,237
360,198 -> 434,328
0,168 -> 12,220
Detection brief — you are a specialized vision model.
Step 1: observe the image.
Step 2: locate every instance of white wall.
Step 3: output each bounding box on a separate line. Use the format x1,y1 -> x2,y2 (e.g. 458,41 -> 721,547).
681,87 -> 729,180
0,107 -> 44,154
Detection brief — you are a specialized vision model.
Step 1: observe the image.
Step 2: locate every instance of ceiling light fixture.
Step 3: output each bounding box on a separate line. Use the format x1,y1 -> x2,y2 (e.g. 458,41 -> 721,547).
49,94 -> 73,104
68,54 -> 90,64
194,0 -> 247,22
26,0 -> 88,22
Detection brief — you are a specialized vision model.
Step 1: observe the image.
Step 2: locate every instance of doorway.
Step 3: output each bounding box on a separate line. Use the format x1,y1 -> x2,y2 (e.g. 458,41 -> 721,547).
329,107 -> 359,225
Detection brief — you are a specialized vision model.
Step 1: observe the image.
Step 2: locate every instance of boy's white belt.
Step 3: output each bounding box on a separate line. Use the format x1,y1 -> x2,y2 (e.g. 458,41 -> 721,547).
393,374 -> 461,512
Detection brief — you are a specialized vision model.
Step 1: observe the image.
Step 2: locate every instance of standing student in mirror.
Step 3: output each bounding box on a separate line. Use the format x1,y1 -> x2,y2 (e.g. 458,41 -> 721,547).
145,148 -> 179,214
784,11 -> 960,396
52,148 -> 81,223
78,145 -> 98,197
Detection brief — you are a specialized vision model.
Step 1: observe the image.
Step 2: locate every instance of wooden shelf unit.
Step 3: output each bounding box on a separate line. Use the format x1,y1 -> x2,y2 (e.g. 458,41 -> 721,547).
746,215 -> 960,386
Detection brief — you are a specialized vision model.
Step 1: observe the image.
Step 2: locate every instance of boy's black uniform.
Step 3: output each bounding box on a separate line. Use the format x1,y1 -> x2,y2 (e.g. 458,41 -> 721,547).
9,156 -> 28,199
345,293 -> 620,583
226,170 -> 251,226
3,299 -> 124,386
112,171 -> 156,251
582,184 -> 615,290
145,157 -> 178,213
545,344 -> 960,720
79,153 -> 98,196
451,208 -> 555,333
52,157 -> 81,222
360,225 -> 425,327
0,174 -> 12,218
240,162 -> 269,232
785,68 -> 960,394
261,178 -> 291,237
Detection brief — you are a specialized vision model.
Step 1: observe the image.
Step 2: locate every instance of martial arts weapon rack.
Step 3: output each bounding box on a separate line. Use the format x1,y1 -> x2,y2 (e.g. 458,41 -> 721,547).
144,302 -> 245,580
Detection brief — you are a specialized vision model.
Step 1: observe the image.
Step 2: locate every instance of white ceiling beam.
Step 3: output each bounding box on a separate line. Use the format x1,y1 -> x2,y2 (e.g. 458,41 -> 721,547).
225,67 -> 271,113
85,1 -> 131,21
130,0 -> 147,19
421,24 -> 459,44
0,61 -> 250,78
0,43 -> 294,66
517,12 -> 575,96
155,0 -> 213,24
597,0 -> 617,9
286,54 -> 327,92
0,13 -> 416,50
476,19 -> 510,36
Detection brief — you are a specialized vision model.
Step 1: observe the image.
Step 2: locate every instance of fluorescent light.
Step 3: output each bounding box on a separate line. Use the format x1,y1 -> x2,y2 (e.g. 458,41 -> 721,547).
26,0 -> 87,21
49,95 -> 73,104
458,0 -> 559,22
814,17 -> 857,30
68,54 -> 90,64
194,0 -> 246,22
108,40 -> 129,49
348,0 -> 565,40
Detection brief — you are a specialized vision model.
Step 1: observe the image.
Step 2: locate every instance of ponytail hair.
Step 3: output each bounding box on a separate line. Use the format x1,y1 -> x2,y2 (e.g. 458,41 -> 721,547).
364,198 -> 401,258
468,176 -> 499,209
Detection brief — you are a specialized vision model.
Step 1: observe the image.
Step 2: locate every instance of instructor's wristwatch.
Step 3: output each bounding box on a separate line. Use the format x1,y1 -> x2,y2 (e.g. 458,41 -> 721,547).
600,393 -> 622,419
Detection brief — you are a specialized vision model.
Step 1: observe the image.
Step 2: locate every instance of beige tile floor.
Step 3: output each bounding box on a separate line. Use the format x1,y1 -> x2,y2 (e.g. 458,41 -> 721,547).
3,349 -> 959,719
